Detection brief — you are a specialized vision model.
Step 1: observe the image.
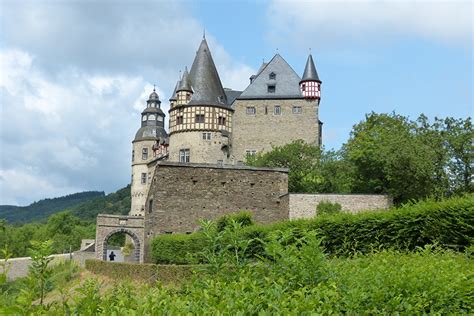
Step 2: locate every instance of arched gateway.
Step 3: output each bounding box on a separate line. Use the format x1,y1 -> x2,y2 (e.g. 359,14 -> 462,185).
95,214 -> 145,263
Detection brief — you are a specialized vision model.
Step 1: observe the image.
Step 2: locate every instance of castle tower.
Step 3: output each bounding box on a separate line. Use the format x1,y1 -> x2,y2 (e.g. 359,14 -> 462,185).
168,37 -> 233,163
299,53 -> 321,102
130,89 -> 168,216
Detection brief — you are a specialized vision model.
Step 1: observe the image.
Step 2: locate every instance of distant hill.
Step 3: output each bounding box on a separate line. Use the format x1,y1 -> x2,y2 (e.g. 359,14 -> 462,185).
69,185 -> 131,221
0,191 -> 105,224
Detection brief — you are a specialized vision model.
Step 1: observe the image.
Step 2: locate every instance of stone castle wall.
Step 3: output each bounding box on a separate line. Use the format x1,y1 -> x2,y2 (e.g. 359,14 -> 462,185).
144,162 -> 289,238
289,194 -> 392,219
168,131 -> 231,164
231,98 -> 320,162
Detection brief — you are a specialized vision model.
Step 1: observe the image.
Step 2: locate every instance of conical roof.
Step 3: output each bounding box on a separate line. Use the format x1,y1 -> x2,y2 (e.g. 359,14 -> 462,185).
169,81 -> 178,101
176,67 -> 193,93
188,38 -> 228,107
300,54 -> 321,83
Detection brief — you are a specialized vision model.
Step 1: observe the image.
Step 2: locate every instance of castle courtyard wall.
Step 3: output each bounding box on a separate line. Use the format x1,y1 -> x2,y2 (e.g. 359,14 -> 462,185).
144,162 -> 289,238
289,193 -> 392,219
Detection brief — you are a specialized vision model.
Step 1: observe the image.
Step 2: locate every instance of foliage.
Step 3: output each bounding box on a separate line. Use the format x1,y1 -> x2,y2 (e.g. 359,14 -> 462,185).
3,237 -> 472,314
152,195 -> 474,264
151,233 -> 209,264
0,191 -> 104,224
216,211 -> 254,232
85,260 -> 196,285
345,112 -> 473,203
28,240 -> 54,305
0,211 -> 95,258
316,200 -> 342,216
0,245 -> 12,285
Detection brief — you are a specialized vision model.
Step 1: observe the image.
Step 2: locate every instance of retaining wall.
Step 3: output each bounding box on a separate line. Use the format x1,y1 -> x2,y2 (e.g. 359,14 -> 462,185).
289,194 -> 392,219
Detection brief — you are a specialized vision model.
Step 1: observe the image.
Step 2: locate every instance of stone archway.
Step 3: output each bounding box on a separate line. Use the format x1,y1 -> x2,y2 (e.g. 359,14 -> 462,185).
102,228 -> 141,262
95,215 -> 145,263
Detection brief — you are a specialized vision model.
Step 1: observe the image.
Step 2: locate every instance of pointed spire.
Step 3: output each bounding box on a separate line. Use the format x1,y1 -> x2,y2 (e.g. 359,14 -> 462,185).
176,67 -> 193,92
300,54 -> 321,83
203,28 -> 206,39
169,81 -> 179,101
188,38 -> 227,106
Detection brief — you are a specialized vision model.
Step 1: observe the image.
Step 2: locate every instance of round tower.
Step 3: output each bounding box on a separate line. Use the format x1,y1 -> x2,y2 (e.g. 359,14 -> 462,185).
168,37 -> 233,164
130,88 -> 168,216
300,53 -> 321,102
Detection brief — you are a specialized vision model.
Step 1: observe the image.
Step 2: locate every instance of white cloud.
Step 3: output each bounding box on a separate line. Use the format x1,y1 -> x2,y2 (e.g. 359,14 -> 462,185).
266,0 -> 472,49
0,1 -> 255,205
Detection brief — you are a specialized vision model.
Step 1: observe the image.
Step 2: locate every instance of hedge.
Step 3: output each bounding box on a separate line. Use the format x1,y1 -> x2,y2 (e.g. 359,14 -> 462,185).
85,259 -> 198,284
151,195 -> 474,264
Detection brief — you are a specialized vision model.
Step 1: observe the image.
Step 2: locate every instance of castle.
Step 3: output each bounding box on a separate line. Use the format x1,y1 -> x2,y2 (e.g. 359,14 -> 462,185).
91,37 -> 391,263
130,36 -> 322,216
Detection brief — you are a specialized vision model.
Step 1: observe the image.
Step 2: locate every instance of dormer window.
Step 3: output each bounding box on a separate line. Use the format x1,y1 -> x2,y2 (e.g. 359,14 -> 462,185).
269,72 -> 276,80
268,85 -> 276,93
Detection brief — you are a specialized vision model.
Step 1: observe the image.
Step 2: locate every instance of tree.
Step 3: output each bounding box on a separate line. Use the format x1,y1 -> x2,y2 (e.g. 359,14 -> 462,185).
344,112 -> 438,203
443,117 -> 473,194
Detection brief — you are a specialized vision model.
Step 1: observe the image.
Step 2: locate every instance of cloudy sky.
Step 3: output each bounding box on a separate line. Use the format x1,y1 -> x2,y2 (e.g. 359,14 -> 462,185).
0,0 -> 472,206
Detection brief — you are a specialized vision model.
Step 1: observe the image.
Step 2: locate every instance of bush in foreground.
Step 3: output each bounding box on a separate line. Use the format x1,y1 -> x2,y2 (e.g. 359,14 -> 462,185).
2,232 -> 472,314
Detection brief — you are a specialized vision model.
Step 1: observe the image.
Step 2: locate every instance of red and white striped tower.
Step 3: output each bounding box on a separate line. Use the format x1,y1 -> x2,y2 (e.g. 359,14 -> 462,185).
300,53 -> 321,102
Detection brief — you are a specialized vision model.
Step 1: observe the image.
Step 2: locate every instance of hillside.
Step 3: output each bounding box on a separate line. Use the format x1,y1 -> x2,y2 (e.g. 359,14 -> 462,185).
69,185 -> 131,221
0,191 -> 105,224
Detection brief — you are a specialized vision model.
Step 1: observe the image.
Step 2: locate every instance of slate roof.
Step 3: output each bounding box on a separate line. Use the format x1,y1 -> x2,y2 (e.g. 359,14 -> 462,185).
188,38 -> 229,107
237,54 -> 303,100
177,67 -> 193,92
224,88 -> 242,106
301,54 -> 321,83
169,81 -> 178,101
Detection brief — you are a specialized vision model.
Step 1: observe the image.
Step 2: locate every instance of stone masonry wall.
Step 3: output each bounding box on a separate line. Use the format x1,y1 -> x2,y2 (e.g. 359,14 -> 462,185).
168,131 -> 231,164
144,162 -> 289,238
232,98 -> 320,162
289,194 -> 392,219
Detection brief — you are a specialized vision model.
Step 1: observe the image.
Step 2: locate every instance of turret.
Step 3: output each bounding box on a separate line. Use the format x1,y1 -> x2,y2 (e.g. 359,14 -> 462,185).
130,88 -> 168,216
300,54 -> 321,101
176,67 -> 193,106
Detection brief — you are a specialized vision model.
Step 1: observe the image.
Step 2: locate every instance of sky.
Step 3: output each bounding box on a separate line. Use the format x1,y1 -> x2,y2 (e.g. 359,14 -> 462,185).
0,0 -> 472,206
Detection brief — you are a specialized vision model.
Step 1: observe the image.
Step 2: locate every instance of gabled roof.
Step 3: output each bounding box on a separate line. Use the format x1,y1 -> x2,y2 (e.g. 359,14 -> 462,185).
188,38 -> 229,107
238,54 -> 303,100
301,54 -> 321,83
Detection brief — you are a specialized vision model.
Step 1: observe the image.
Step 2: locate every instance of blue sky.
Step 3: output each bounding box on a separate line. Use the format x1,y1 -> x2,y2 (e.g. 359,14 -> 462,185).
0,0 -> 472,205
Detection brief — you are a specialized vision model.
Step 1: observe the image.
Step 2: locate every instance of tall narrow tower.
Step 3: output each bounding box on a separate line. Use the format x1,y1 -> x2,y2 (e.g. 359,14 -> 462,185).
299,54 -> 321,102
130,89 -> 168,216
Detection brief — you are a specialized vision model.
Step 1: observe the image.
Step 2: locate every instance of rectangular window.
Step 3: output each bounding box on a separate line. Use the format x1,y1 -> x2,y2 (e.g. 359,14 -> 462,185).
179,149 -> 190,163
202,132 -> 211,140
268,85 -> 276,93
132,150 -> 135,162
218,116 -> 226,125
274,105 -> 281,115
245,150 -> 257,157
177,116 -> 183,125
141,172 -> 147,184
142,148 -> 148,160
195,114 -> 205,123
246,107 -> 256,115
302,83 -> 306,91
292,106 -> 302,114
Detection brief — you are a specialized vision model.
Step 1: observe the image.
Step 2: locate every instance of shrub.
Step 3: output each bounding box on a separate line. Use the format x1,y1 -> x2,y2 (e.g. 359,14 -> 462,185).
316,201 -> 342,216
151,195 -> 474,263
216,211 -> 254,232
